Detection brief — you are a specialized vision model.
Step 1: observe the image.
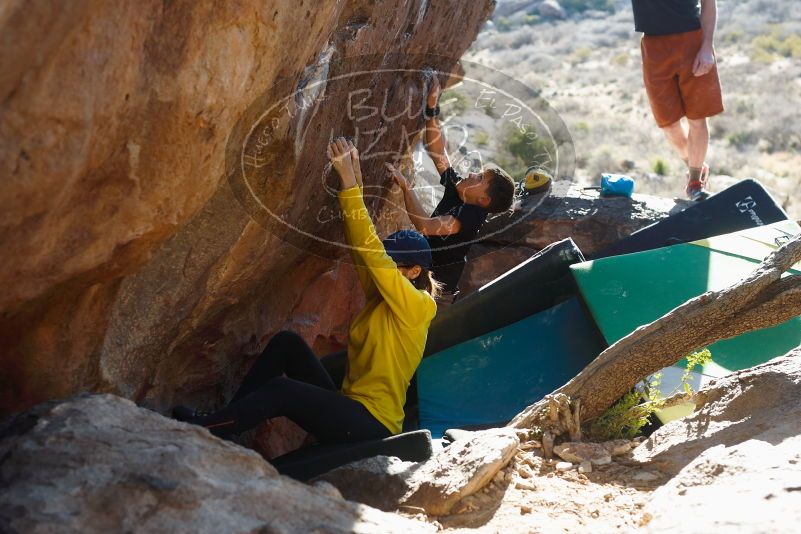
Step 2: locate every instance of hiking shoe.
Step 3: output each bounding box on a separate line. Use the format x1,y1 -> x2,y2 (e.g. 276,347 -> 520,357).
687,182 -> 710,202
685,164 -> 710,202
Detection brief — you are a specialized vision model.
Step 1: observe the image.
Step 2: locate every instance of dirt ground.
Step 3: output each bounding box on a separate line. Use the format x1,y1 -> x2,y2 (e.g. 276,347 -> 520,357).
399,443 -> 663,533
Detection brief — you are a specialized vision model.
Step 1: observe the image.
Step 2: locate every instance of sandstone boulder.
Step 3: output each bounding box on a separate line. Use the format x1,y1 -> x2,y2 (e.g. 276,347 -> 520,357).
315,456 -> 420,512
633,350 -> 801,532
644,434 -> 801,533
317,428 -> 520,515
404,428 -> 520,515
632,350 -> 801,474
0,0 -> 494,459
0,394 -> 434,533
553,439 -> 635,466
0,0 -> 493,464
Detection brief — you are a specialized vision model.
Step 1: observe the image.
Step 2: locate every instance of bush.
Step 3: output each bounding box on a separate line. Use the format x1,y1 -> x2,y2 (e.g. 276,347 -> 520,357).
440,89 -> 469,117
569,46 -> 593,64
719,29 -> 746,45
751,26 -> 801,61
560,0 -> 617,15
779,34 -> 801,57
523,13 -> 540,25
727,130 -> 757,148
590,374 -> 663,440
481,104 -> 497,118
610,52 -> 629,66
590,349 -> 713,440
573,121 -> 590,134
474,130 -> 490,147
652,158 -> 669,176
495,16 -> 513,32
497,124 -> 556,179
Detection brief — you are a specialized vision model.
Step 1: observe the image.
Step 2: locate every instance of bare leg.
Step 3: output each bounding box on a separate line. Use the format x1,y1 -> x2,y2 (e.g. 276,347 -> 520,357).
660,119 -> 690,165
686,118 -> 710,170
661,118 -> 709,199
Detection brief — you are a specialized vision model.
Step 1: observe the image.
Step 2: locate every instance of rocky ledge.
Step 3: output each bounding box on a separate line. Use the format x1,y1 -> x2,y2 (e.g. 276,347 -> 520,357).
0,394 -> 434,533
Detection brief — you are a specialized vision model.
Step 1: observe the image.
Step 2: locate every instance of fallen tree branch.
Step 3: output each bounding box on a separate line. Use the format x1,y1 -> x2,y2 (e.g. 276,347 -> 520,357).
509,233 -> 801,433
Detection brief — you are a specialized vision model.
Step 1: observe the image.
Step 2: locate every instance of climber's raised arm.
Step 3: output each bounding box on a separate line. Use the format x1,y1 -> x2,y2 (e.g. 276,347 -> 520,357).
347,139 -> 364,188
423,75 -> 451,176
386,162 -> 462,237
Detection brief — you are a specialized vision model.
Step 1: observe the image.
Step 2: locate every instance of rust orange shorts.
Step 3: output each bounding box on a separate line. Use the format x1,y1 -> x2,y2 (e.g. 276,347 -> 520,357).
641,28 -> 724,128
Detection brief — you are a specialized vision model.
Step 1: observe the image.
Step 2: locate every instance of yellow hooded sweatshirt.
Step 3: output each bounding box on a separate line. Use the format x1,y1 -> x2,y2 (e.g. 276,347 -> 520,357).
337,186 -> 437,434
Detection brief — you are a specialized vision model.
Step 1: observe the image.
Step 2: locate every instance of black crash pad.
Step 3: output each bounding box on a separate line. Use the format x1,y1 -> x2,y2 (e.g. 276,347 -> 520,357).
271,429 -> 433,481
423,238 -> 585,357
592,179 -> 790,259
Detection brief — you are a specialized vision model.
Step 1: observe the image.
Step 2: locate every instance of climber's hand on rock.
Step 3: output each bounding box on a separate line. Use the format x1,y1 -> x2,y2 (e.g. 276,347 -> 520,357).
327,137 -> 357,190
385,162 -> 411,192
347,140 -> 363,187
427,75 -> 441,109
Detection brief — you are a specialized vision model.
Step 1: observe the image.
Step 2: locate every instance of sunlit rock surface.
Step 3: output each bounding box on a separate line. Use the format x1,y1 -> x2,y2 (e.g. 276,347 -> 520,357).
0,1 -> 493,447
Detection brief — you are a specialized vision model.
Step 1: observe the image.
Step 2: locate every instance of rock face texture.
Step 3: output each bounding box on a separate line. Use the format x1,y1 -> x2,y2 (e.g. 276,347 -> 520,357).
458,181 -> 691,294
0,394 -> 434,533
633,351 -> 801,475
317,428 -> 520,515
553,439 -> 634,466
634,351 -> 801,532
0,1 -> 493,430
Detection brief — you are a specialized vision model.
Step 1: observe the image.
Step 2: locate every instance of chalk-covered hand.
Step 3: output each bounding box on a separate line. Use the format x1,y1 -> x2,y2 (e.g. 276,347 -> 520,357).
385,162 -> 411,192
327,137 -> 357,190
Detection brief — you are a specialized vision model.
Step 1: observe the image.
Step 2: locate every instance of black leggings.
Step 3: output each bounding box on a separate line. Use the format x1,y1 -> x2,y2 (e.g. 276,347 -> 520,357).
195,330 -> 391,443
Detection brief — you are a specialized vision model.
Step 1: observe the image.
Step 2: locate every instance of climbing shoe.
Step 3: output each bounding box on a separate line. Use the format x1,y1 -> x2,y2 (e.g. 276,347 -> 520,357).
172,405 -> 211,423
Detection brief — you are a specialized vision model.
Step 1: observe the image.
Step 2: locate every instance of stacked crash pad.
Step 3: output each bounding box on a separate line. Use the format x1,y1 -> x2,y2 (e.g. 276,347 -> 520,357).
413,179 -> 794,433
414,180 -> 795,433
410,239 -> 599,437
423,238 -> 585,356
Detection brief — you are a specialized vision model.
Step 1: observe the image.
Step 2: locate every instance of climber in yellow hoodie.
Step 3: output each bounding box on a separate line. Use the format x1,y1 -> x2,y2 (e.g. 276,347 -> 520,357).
173,138 -> 438,442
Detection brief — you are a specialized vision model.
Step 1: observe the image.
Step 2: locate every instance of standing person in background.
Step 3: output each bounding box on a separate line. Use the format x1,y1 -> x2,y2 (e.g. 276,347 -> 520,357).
633,0 -> 723,201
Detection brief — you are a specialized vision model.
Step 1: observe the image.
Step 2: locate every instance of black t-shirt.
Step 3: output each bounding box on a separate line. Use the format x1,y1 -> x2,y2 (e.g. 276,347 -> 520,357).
632,0 -> 701,36
426,167 -> 488,293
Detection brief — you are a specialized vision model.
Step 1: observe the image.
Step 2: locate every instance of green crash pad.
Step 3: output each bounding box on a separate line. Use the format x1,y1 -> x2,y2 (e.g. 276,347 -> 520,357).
417,297 -> 606,438
571,220 -> 801,420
